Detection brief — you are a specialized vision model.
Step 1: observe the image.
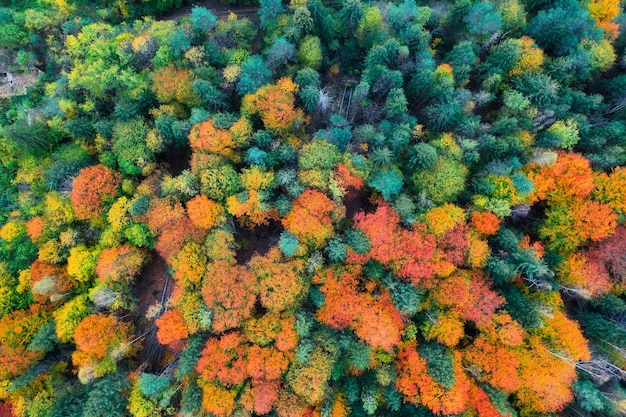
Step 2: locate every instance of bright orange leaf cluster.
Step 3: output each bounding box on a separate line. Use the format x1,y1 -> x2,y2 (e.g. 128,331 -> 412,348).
202,261 -> 258,333
282,189 -> 337,248
72,313 -> 131,369
527,152 -> 595,205
95,244 -> 147,284
463,313 -> 524,392
25,216 -> 44,241
186,194 -> 225,230
350,203 -> 436,284
196,331 -> 290,416
242,77 -> 304,137
516,336 -> 578,413
146,198 -> 186,234
70,164 -> 122,219
396,344 -> 471,415
155,308 -> 189,347
470,211 -> 501,236
188,119 -> 238,158
316,266 -> 404,351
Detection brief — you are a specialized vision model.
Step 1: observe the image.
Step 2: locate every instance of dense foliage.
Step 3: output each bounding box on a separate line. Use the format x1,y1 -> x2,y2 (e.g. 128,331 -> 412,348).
0,0 -> 626,416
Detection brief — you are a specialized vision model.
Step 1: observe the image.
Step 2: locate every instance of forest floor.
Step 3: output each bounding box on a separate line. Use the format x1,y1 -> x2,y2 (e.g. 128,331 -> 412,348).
133,253 -> 173,372
160,150 -> 191,176
135,253 -> 171,318
345,188 -> 373,219
235,220 -> 282,264
161,0 -> 259,21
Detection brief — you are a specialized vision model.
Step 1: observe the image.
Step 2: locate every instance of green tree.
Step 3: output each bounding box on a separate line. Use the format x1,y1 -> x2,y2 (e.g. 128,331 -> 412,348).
465,2 -> 502,37
406,143 -> 438,170
267,37 -> 296,69
279,231 -> 301,257
259,0 -> 284,30
412,156 -> 468,204
339,0 -> 365,35
236,55 -> 272,95
356,6 -> 386,50
527,3 -> 597,56
297,36 -> 323,70
200,164 -> 243,203
295,68 -> 320,89
191,6 -> 217,32
369,168 -> 404,201
193,80 -> 227,111
82,374 -> 129,417
112,118 -> 153,176
385,88 -> 408,119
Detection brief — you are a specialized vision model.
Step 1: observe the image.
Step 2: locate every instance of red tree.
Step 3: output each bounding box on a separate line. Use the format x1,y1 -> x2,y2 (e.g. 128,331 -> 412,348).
350,203 -> 436,284
316,266 -> 404,351
155,216 -> 206,261
587,226 -> 626,287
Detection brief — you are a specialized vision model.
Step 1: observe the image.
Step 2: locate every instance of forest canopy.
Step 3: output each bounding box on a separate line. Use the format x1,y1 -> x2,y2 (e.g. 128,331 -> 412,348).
0,0 -> 626,416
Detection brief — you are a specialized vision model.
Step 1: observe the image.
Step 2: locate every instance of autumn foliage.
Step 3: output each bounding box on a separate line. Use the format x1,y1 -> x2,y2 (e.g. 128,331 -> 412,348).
70,165 -> 122,219
3,2 -> 626,416
25,216 -> 44,241
186,194 -> 225,229
396,345 -> 471,415
95,244 -> 147,284
516,336 -> 578,413
73,314 -> 131,360
250,247 -> 307,313
242,77 -> 305,137
527,152 -> 595,205
282,189 -> 337,248
316,266 -> 404,351
151,65 -> 200,106
72,314 -> 132,381
196,331 -> 289,416
202,261 -> 258,333
470,211 -> 501,236
188,119 -> 240,160
155,308 -> 188,347
350,203 -> 436,284
0,305 -> 47,380
30,260 -> 77,302
155,216 -> 206,261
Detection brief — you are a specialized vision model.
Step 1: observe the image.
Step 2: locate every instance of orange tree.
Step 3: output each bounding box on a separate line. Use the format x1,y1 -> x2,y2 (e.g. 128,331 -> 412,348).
70,165 -> 122,220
